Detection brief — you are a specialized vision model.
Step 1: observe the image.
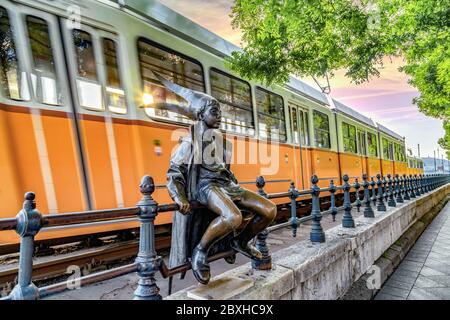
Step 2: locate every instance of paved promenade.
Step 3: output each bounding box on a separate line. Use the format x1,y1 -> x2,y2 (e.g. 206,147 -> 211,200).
375,200 -> 450,300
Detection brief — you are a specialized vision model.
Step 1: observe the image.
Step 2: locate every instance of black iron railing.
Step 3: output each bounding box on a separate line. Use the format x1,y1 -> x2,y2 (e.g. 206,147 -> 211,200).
0,173 -> 449,300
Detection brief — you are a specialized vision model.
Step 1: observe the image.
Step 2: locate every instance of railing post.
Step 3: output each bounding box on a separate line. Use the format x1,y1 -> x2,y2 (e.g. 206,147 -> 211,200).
376,174 -> 386,212
353,178 -> 361,212
417,174 -> 423,195
342,174 -> 355,228
403,174 -> 410,200
424,175 -> 430,192
393,174 -> 398,199
252,176 -> 271,270
415,174 -> 421,195
387,174 -> 396,207
383,175 -> 389,202
409,174 -> 416,198
310,175 -> 325,243
420,174 -> 425,193
329,179 -> 338,222
288,182 -> 300,237
395,174 -> 404,203
371,177 -> 377,207
363,174 -> 374,218
9,192 -> 42,300
134,175 -> 162,300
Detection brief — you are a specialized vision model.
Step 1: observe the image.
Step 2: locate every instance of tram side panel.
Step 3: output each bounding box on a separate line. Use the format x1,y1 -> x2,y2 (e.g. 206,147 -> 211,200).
367,157 -> 382,178
339,153 -> 364,181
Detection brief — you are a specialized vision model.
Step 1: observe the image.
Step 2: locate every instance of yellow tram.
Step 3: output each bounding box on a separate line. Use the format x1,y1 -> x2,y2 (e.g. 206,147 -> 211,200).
0,0 -> 423,245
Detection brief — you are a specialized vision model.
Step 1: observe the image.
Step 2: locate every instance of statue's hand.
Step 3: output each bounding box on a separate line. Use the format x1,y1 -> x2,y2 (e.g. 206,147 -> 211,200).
174,195 -> 191,215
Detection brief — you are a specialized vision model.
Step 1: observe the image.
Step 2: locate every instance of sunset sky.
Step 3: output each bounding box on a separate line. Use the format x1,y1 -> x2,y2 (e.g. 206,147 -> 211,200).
159,0 -> 446,159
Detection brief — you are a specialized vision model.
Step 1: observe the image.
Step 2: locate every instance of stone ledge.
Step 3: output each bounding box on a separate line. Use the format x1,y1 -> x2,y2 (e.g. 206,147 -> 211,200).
341,194 -> 449,300
167,184 -> 450,300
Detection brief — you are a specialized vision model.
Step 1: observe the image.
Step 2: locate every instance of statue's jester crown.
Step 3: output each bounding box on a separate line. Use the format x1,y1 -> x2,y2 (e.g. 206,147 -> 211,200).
152,72 -> 219,121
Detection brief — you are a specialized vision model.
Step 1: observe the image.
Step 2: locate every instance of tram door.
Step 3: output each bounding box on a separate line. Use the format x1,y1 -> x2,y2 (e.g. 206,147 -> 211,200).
289,103 -> 310,189
0,1 -> 90,222
358,129 -> 368,177
60,17 -> 137,211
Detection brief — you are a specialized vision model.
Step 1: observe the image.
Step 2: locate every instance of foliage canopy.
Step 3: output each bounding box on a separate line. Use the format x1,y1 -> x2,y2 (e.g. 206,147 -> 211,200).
229,0 -> 450,157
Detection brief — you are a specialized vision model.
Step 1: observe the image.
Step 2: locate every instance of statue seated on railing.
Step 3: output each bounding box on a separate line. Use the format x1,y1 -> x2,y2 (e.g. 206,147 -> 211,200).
151,73 -> 277,285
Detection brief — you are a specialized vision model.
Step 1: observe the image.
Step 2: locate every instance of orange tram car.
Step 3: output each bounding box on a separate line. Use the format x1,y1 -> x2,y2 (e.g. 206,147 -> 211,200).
0,0 -> 423,248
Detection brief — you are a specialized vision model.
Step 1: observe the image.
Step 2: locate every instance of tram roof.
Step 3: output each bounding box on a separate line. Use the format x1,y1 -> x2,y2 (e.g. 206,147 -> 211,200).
376,123 -> 404,141
115,0 -> 328,105
331,99 -> 376,128
115,0 -> 402,138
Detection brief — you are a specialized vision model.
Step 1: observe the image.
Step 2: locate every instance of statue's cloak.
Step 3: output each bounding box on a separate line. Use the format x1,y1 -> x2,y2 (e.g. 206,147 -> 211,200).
167,124 -> 234,269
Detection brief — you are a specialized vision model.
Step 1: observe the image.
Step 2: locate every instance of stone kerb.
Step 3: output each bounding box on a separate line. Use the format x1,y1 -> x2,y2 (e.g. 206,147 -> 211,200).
166,184 -> 450,300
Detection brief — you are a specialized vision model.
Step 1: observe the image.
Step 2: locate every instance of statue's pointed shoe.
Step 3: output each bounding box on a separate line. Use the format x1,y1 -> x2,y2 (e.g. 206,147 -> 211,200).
191,247 -> 210,285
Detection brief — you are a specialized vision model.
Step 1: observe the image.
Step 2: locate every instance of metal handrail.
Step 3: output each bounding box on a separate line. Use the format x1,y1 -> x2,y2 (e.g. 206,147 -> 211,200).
0,173 -> 448,300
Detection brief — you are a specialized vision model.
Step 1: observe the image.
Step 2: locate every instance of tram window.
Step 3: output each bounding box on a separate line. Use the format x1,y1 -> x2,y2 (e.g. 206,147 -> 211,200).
358,130 -> 367,156
389,142 -> 394,160
138,38 -> 204,125
313,110 -> 330,149
342,122 -> 357,153
256,87 -> 286,142
381,138 -> 392,160
394,143 -> 405,161
291,107 -> 299,144
209,69 -> 254,135
367,132 -> 378,157
299,109 -> 310,146
0,7 -> 30,100
103,38 -> 126,114
73,29 -> 102,110
26,16 -> 62,105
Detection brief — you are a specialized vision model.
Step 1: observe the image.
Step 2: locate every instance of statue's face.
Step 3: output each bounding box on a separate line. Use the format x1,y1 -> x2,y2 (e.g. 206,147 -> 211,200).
200,100 -> 221,129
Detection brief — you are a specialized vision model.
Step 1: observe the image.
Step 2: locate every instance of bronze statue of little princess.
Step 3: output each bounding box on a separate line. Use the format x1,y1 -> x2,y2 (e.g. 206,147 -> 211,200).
151,73 -> 276,285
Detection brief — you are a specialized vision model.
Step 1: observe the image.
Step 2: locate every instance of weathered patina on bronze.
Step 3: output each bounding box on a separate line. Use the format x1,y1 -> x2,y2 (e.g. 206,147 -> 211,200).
151,73 -> 277,285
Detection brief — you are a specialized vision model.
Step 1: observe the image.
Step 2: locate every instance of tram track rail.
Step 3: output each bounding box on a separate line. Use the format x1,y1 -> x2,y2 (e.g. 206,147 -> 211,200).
0,235 -> 171,291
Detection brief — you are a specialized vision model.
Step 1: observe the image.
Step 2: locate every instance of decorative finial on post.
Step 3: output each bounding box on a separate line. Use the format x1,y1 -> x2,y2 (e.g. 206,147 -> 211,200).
383,175 -> 389,202
342,174 -> 355,228
376,174 -> 386,212
310,175 -> 325,242
409,174 -> 416,198
395,174 -> 404,203
329,179 -> 338,222
387,174 -> 396,207
134,175 -> 162,300
418,174 -> 424,194
353,178 -> 361,212
403,174 -> 410,200
363,174 -> 374,218
9,192 -> 42,300
370,177 -> 377,207
256,176 -> 267,198
414,174 -> 421,195
289,182 -> 300,237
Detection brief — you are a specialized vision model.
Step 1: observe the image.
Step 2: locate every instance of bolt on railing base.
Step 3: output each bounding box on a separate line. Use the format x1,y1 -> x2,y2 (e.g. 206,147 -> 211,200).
133,276 -> 162,300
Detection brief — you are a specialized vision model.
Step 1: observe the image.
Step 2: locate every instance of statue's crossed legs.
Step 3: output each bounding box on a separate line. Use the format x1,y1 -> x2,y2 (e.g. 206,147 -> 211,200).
192,187 -> 277,284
